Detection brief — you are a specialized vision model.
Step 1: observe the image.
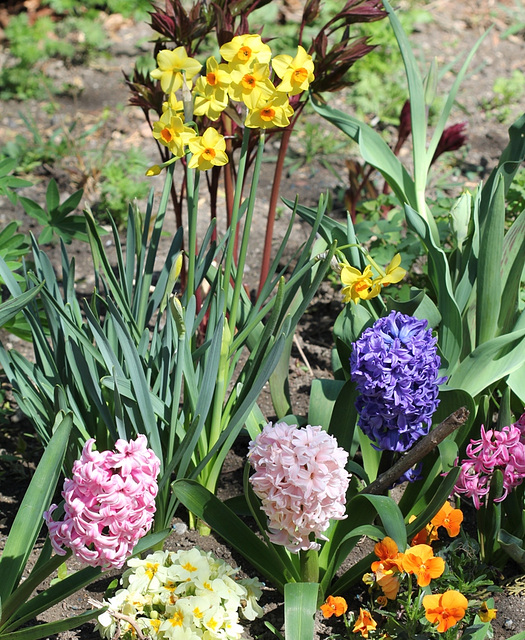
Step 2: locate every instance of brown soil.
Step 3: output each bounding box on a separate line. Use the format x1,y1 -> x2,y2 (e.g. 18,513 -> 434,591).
1,1 -> 524,639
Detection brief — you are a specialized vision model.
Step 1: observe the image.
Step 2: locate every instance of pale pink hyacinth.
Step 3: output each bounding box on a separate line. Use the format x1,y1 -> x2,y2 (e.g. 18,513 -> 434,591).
454,412 -> 525,509
248,422 -> 350,553
44,434 -> 160,569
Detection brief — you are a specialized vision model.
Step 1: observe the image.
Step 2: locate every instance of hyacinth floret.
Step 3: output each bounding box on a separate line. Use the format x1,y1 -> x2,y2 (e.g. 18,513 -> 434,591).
350,311 -> 445,452
44,434 -> 160,568
455,412 -> 525,509
248,422 -> 350,553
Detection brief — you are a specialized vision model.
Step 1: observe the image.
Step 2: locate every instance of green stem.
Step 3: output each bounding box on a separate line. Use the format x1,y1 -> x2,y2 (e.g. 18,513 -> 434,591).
299,549 -> 319,583
222,128 -> 250,321
228,130 -> 265,336
186,167 -> 200,297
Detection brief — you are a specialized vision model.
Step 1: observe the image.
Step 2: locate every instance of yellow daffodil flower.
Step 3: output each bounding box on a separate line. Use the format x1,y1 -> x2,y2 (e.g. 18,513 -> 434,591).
152,111 -> 194,158
272,45 -> 315,96
192,57 -> 231,120
229,63 -> 275,107
219,34 -> 272,69
151,47 -> 202,94
378,253 -> 406,286
202,56 -> 232,93
244,91 -> 294,129
162,93 -> 184,114
187,127 -> 228,171
340,264 -> 381,304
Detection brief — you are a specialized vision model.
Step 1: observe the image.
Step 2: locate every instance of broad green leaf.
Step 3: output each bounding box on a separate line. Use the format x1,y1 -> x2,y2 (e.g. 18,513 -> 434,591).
308,379 -> 345,428
45,179 -> 60,212
448,327 -> 525,397
0,608 -> 102,640
284,583 -> 319,640
476,174 -> 504,345
480,113 -> 525,226
498,529 -> 525,571
172,479 -> 290,592
499,208 -> 525,334
404,205 -> 462,373
310,97 -> 417,208
459,622 -> 492,640
0,413 -> 72,609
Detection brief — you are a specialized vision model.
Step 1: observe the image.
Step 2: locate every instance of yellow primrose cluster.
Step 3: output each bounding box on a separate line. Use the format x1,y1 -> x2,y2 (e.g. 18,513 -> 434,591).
148,34 -> 314,171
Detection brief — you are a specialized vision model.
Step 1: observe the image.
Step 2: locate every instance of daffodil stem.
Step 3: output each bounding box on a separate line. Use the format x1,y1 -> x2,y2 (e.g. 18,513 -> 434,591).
223,127 -> 250,321
186,167 -> 200,297
299,549 -> 319,583
228,130 -> 265,336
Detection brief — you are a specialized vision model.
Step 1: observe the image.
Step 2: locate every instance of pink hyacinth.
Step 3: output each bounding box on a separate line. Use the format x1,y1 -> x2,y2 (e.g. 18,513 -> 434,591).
454,413 -> 525,509
44,434 -> 160,568
248,422 -> 350,553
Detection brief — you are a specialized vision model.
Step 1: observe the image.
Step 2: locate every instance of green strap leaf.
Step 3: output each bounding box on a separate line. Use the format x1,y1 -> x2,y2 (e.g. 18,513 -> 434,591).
284,583 -> 319,640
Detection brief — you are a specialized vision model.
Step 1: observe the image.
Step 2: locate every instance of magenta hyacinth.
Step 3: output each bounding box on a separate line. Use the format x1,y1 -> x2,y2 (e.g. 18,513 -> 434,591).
248,422 -> 350,553
44,434 -> 160,568
454,413 -> 525,509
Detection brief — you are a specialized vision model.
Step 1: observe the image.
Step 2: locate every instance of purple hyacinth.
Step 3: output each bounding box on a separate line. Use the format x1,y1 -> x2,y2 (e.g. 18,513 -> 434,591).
350,311 -> 446,452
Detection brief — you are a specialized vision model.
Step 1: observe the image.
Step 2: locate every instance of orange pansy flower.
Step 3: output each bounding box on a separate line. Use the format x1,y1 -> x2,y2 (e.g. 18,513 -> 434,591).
320,595 -> 348,618
371,536 -> 405,572
409,515 -> 439,546
353,608 -> 377,638
431,501 -> 464,537
402,544 -> 445,587
423,590 -> 468,632
376,569 -> 400,600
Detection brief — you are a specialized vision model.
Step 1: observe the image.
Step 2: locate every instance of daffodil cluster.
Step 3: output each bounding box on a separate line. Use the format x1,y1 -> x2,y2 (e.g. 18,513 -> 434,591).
95,547 -> 264,640
149,35 -> 314,171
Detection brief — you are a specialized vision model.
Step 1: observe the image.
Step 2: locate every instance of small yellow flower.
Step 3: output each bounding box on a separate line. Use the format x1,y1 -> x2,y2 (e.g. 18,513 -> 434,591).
151,47 -> 202,93
229,63 -> 275,107
244,91 -> 294,129
152,111 -> 194,158
377,253 -> 406,286
340,264 -> 381,304
187,127 -> 229,171
479,602 -> 497,623
220,34 -> 272,69
272,45 -> 315,95
145,164 -> 162,176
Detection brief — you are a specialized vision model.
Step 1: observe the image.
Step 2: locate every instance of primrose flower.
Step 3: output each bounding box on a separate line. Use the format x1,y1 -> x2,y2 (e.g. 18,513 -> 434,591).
402,544 -> 445,587
44,435 -> 159,569
272,45 -> 315,95
219,34 -> 272,69
350,311 -> 445,452
454,414 -> 525,508
244,91 -> 294,129
248,422 -> 350,553
353,608 -> 377,638
320,595 -> 348,618
188,127 -> 229,171
423,590 -> 468,632
97,548 -> 264,640
151,46 -> 202,93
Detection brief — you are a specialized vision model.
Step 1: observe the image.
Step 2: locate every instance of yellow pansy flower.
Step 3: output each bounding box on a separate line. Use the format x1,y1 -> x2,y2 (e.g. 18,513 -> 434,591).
479,602 -> 497,623
151,47 -> 202,94
187,127 -> 228,171
272,45 -> 315,96
244,91 -> 294,129
219,34 -> 272,69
